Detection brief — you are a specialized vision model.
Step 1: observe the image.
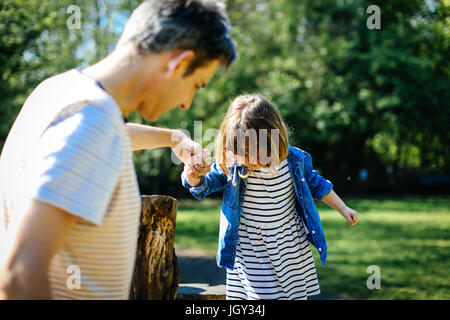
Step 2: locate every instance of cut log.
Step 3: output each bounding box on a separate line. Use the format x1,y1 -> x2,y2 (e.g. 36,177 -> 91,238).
129,195 -> 179,300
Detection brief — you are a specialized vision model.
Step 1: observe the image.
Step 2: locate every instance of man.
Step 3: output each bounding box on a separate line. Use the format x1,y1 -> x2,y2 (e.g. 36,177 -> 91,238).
0,0 -> 236,299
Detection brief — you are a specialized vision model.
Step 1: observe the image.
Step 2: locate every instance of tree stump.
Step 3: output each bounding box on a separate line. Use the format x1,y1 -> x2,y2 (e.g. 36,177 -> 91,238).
129,195 -> 179,300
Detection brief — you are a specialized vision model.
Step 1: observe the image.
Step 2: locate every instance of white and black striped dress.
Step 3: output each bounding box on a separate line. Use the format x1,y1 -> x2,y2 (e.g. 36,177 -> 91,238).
226,159 -> 321,300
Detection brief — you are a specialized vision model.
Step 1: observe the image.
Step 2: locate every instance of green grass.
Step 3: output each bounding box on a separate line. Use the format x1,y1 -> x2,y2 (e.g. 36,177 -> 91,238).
174,197 -> 450,300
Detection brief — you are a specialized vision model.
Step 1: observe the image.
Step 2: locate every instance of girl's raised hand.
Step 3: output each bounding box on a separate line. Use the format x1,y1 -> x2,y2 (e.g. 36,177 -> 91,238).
183,160 -> 211,187
339,206 -> 358,226
185,163 -> 211,179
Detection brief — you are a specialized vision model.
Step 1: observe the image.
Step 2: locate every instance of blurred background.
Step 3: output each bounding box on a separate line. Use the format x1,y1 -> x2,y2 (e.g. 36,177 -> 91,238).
0,0 -> 449,299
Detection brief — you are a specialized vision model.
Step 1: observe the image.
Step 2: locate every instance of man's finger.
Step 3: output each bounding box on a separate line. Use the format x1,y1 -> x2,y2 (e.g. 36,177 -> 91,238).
202,149 -> 211,164
191,145 -> 203,165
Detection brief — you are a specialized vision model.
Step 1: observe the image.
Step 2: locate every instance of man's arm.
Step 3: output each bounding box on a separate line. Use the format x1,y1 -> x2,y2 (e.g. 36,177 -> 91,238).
127,123 -> 209,165
0,200 -> 76,299
127,123 -> 181,151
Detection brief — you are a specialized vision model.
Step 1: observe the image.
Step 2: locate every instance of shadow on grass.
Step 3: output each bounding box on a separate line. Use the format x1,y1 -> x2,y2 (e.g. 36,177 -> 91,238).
176,197 -> 450,299
177,254 -> 226,285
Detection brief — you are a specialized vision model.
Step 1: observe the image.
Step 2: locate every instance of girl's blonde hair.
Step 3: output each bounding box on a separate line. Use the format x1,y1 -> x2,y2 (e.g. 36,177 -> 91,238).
215,94 -> 289,179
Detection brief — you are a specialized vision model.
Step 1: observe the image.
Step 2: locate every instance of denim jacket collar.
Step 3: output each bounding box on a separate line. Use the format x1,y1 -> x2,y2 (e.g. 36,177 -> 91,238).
229,148 -> 306,186
229,160 -> 248,187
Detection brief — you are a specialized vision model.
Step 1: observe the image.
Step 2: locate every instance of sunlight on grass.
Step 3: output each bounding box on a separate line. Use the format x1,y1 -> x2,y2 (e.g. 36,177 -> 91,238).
175,197 -> 450,299
175,198 -> 222,255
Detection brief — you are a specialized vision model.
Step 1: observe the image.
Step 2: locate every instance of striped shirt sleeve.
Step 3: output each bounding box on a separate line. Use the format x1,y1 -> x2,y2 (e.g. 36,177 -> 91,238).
30,104 -> 124,226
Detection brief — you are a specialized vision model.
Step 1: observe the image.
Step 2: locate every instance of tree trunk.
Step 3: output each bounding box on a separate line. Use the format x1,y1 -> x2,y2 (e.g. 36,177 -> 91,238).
129,195 -> 179,300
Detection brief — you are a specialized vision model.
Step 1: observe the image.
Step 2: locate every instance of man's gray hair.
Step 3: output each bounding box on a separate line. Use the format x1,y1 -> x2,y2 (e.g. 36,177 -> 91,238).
117,0 -> 236,75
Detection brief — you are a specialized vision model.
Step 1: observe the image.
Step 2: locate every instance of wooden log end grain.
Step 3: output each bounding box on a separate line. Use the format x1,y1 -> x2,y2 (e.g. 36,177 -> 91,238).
130,195 -> 179,300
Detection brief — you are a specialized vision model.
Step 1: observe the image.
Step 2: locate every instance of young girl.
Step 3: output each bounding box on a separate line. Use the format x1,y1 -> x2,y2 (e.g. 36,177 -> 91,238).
181,94 -> 358,300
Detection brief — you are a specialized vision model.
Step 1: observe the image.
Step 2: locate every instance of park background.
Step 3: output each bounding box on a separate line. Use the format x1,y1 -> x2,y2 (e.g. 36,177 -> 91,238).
0,0 -> 448,299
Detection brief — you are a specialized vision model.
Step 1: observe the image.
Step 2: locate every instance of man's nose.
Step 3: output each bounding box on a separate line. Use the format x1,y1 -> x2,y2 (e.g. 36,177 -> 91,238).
180,94 -> 195,110
180,102 -> 191,110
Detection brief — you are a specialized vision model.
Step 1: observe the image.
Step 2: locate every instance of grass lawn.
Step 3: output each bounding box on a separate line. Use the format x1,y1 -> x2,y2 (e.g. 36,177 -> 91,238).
174,196 -> 450,300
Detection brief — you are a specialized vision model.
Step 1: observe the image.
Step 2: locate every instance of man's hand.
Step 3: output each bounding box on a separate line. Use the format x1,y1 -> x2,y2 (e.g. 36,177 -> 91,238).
170,131 -> 211,166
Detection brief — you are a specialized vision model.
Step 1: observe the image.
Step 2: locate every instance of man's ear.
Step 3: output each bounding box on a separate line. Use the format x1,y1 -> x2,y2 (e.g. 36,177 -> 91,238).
165,50 -> 195,78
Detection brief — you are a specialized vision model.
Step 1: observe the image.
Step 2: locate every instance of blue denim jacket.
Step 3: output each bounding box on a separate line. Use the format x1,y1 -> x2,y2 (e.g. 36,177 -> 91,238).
181,145 -> 333,269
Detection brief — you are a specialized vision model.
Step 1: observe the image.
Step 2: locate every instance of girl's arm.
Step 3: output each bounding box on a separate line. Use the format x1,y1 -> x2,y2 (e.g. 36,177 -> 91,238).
303,151 -> 334,200
302,150 -> 358,226
184,163 -> 210,187
181,162 -> 228,200
321,190 -> 358,226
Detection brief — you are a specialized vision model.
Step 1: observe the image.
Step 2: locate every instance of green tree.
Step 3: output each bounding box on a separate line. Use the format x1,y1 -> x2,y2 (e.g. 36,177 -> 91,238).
0,0 -> 84,147
1,0 -> 448,196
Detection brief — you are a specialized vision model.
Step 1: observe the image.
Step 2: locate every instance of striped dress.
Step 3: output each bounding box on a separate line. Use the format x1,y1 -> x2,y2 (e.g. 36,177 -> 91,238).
226,159 -> 321,300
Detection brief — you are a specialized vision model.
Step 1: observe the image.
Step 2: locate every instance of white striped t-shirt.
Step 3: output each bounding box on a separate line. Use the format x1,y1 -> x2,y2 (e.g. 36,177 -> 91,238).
0,69 -> 141,299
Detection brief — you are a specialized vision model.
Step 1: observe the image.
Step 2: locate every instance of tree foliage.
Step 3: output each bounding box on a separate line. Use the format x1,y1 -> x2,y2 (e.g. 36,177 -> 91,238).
0,0 -> 448,196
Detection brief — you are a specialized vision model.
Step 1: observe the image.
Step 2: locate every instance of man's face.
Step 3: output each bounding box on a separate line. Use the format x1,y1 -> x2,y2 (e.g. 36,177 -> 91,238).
136,54 -> 220,122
